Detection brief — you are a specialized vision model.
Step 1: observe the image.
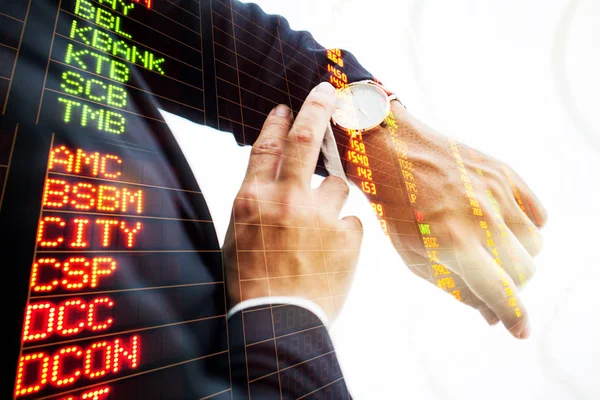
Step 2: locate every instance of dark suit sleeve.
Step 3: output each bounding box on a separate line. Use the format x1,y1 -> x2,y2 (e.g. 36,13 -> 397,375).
231,0 -> 373,83
210,0 -> 374,144
225,304 -> 352,400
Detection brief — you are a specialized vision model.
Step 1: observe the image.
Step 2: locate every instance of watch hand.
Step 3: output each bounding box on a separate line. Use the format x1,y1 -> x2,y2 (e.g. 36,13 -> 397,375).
358,107 -> 371,121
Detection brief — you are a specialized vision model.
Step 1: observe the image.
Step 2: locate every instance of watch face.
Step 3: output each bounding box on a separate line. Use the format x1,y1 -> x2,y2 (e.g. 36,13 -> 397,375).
332,83 -> 390,131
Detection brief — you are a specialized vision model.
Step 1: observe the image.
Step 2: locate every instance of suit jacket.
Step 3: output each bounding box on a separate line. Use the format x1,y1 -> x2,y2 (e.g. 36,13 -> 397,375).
225,304 -> 352,399
1,0 -> 371,398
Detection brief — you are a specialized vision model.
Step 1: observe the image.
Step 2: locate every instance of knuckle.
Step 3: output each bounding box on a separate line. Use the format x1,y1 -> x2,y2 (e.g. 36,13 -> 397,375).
326,175 -> 349,194
290,125 -> 316,145
442,181 -> 463,203
446,221 -> 473,249
232,197 -> 257,221
269,189 -> 303,223
486,279 -> 509,303
305,93 -> 333,112
251,137 -> 283,157
479,204 -> 495,221
353,217 -> 364,233
512,223 -> 543,257
487,179 -> 504,199
275,184 -> 300,205
264,116 -> 291,132
344,216 -> 364,235
505,165 -> 522,182
271,203 -> 298,225
487,166 -> 505,185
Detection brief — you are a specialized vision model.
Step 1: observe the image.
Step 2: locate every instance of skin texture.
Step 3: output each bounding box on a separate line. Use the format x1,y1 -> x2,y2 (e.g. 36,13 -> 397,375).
224,81 -> 547,339
360,101 -> 547,339
223,82 -> 364,321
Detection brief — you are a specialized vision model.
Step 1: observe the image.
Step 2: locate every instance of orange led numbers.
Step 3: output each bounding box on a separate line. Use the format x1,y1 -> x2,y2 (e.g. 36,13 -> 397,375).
423,237 -> 439,248
350,139 -> 366,154
448,138 -> 520,312
436,277 -> 455,290
326,48 -> 344,67
427,250 -> 440,263
380,219 -> 389,234
357,166 -> 373,180
371,203 -> 384,217
346,150 -> 369,167
361,181 -> 377,195
432,264 -> 451,277
329,75 -> 348,89
326,64 -> 347,82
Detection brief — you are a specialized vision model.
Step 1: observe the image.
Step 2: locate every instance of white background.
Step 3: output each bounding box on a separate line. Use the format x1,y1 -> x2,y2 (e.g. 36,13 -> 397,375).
165,0 -> 600,398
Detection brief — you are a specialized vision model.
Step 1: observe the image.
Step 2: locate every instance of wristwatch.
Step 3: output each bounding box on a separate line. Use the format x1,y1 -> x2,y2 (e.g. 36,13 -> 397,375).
321,80 -> 402,183
331,80 -> 403,133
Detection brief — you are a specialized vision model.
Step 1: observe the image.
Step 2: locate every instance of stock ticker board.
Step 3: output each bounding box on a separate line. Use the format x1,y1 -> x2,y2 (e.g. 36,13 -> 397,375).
2,0 -> 473,398
1,0 -> 369,398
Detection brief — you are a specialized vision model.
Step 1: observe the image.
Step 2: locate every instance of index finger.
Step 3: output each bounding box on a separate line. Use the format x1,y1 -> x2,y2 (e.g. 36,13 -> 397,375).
243,104 -> 292,185
278,82 -> 337,187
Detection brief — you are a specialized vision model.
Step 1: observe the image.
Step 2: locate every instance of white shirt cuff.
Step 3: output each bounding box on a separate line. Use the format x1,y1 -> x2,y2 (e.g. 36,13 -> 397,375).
227,296 -> 330,326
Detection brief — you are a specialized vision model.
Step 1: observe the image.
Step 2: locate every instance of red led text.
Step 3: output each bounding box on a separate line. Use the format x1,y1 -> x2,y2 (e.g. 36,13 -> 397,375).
31,257 -> 116,293
43,178 -> 144,213
59,386 -> 110,400
23,297 -> 115,342
15,335 -> 139,397
49,146 -> 123,180
37,216 -> 142,248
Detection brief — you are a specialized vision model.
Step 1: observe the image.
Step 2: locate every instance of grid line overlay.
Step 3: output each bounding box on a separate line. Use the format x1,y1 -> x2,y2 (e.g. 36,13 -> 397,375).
1,0 -> 32,114
9,0 -> 371,398
10,1 -> 231,399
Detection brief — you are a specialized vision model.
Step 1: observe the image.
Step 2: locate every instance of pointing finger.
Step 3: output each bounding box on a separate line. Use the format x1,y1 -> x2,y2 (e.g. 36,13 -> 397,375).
279,82 -> 337,187
244,104 -> 292,185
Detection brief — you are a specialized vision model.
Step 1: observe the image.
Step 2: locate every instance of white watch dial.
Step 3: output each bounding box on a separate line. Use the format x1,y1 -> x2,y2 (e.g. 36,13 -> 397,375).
332,83 -> 390,131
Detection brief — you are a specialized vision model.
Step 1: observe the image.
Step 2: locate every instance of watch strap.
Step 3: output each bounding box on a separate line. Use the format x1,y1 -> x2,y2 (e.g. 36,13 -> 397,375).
356,79 -> 405,109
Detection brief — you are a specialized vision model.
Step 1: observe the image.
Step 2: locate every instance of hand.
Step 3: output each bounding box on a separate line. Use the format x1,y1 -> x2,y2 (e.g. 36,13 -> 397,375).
223,82 -> 363,321
362,102 -> 547,339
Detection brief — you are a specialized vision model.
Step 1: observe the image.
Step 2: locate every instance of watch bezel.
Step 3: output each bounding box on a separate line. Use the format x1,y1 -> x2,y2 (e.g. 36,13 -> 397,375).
331,81 -> 391,132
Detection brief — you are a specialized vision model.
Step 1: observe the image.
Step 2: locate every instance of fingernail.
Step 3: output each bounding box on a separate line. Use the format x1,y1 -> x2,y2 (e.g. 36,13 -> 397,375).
274,104 -> 290,117
519,323 -> 531,339
315,82 -> 336,95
